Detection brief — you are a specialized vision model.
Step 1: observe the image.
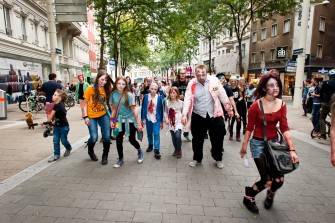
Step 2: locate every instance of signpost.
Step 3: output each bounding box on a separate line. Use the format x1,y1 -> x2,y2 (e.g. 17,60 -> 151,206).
293,48 -> 304,55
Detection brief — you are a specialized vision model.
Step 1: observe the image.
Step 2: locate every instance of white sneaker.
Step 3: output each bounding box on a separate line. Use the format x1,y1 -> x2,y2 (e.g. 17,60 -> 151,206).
216,161 -> 224,169
48,156 -> 59,163
189,160 -> 201,167
113,159 -> 124,168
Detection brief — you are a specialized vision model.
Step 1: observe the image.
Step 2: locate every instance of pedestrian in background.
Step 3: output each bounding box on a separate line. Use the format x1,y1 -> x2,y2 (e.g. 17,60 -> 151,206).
182,64 -> 233,169
47,89 -> 72,162
330,94 -> 335,166
229,76 -> 242,141
246,82 -> 256,109
41,73 -> 63,118
310,78 -> 322,137
141,83 -> 164,159
302,80 -> 310,116
240,69 -> 298,214
81,70 -> 112,165
134,82 -> 141,106
164,87 -> 183,158
75,74 -> 89,105
238,77 -> 247,135
110,77 -> 144,168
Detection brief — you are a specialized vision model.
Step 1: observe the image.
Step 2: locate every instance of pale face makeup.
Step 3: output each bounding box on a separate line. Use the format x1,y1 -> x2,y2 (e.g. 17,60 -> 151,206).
195,68 -> 207,84
179,72 -> 186,80
169,90 -> 177,99
265,78 -> 280,97
230,79 -> 237,88
98,74 -> 107,88
52,92 -> 60,103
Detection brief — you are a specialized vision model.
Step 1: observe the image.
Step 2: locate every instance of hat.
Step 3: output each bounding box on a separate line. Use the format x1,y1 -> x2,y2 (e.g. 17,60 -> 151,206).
216,73 -> 225,79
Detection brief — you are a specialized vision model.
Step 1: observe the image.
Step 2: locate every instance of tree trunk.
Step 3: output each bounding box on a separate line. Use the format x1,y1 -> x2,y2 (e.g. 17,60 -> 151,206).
208,36 -> 212,74
237,37 -> 244,78
99,2 -> 107,69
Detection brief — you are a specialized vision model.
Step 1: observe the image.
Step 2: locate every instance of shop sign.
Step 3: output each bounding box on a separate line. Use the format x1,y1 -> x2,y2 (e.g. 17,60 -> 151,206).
277,47 -> 286,59
286,66 -> 297,72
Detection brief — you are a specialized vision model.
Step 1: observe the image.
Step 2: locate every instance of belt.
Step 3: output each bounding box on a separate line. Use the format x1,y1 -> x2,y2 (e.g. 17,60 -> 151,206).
252,136 -> 264,141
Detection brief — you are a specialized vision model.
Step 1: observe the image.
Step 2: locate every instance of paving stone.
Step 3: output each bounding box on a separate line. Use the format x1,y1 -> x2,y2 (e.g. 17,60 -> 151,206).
122,202 -> 150,212
0,203 -> 26,214
133,211 -> 162,223
103,210 -> 134,222
44,197 -> 76,207
89,192 -> 116,201
74,208 -> 107,221
25,216 -> 57,223
214,198 -> 241,208
162,213 -> 192,223
176,204 -> 204,215
108,186 -> 132,193
70,199 -> 99,208
114,193 -> 140,202
17,204 -> 52,216
44,207 -> 79,218
190,215 -> 221,223
96,200 -> 125,210
150,203 -> 176,214
42,189 -> 71,198
165,196 -> 189,205
139,194 -> 165,204
67,191 -> 93,200
16,195 -> 50,205
130,187 -> 155,195
54,218 -> 88,223
203,206 -> 232,217
0,213 -> 26,223
154,188 -> 177,196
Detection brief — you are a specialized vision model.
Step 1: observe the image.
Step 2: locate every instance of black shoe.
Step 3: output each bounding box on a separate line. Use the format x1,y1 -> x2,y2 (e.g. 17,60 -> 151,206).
101,155 -> 108,165
243,196 -> 259,214
146,145 -> 153,152
110,136 -> 116,140
89,153 -> 98,162
264,190 -> 275,209
154,152 -> 161,159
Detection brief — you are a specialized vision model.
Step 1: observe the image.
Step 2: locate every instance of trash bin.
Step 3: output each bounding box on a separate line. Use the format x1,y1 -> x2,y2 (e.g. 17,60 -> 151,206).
0,89 -> 7,120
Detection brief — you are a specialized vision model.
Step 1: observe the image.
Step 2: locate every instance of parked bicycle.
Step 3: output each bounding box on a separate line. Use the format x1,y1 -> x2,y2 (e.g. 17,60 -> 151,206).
64,90 -> 75,110
19,91 -> 46,114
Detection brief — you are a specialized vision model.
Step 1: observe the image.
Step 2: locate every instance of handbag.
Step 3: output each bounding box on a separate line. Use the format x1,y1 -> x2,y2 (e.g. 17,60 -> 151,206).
259,99 -> 299,175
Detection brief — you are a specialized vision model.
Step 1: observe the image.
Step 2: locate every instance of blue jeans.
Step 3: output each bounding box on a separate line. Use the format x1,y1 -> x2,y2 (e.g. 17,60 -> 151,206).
146,120 -> 160,152
87,114 -> 110,144
170,129 -> 182,150
250,138 -> 278,159
311,104 -> 321,132
53,125 -> 72,158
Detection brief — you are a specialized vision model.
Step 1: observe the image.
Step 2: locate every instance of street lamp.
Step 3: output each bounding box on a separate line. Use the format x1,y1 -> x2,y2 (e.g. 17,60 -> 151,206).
293,0 -> 329,108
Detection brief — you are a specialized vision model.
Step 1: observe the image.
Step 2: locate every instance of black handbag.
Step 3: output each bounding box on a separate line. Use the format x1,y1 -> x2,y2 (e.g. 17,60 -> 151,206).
259,99 -> 299,175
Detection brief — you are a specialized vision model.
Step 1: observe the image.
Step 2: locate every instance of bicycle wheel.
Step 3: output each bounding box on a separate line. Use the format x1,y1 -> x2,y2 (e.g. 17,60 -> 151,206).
19,101 -> 29,112
65,98 -> 75,110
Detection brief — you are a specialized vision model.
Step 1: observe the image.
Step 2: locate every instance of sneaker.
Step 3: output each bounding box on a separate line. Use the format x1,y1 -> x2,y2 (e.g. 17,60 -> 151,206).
137,149 -> 144,163
146,145 -> 153,152
154,151 -> 161,159
184,135 -> 192,142
216,161 -> 224,169
48,156 -> 59,163
189,160 -> 201,167
64,150 -> 71,157
113,159 -> 124,168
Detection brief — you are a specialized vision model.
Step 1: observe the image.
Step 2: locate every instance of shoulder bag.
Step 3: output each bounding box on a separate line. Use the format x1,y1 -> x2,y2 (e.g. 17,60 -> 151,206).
259,99 -> 299,175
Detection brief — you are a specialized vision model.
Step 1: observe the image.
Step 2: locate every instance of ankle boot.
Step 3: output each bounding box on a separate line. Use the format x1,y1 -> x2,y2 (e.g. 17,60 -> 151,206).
176,150 -> 182,159
243,186 -> 259,214
229,132 -> 233,140
236,133 -> 241,142
264,189 -> 275,209
87,142 -> 98,161
101,141 -> 110,165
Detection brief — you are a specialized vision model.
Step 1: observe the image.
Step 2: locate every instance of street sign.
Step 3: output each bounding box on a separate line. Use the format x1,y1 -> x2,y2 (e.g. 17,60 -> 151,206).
286,66 -> 297,72
318,67 -> 328,73
109,59 -> 116,67
287,61 -> 297,67
293,48 -> 304,55
161,67 -> 169,71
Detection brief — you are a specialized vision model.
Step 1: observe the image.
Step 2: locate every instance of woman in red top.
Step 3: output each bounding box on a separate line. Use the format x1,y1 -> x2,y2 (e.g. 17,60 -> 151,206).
240,70 -> 299,214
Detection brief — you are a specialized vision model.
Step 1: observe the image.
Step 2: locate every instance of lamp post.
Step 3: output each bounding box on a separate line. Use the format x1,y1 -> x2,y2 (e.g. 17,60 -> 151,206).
46,0 -> 59,75
293,0 -> 329,108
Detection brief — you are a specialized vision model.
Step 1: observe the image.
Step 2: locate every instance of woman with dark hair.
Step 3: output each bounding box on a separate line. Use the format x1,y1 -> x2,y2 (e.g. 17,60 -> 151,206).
80,70 -> 112,165
239,69 -> 299,214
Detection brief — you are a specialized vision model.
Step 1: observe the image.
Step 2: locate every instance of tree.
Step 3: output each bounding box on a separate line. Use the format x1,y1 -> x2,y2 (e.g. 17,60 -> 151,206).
219,0 -> 298,76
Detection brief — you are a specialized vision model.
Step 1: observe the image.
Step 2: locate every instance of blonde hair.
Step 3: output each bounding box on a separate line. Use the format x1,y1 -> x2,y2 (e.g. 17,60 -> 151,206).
55,89 -> 68,102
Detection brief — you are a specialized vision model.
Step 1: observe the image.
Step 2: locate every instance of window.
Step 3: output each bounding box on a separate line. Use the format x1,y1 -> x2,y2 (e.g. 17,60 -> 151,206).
241,44 -> 246,57
21,16 -> 27,41
271,24 -> 277,37
252,32 -> 257,42
271,49 -> 275,60
261,51 -> 265,61
261,28 -> 266,40
218,50 -> 221,55
251,53 -> 256,63
317,45 -> 323,58
3,6 -> 12,35
319,17 -> 326,32
284,19 -> 290,33
34,23 -> 39,45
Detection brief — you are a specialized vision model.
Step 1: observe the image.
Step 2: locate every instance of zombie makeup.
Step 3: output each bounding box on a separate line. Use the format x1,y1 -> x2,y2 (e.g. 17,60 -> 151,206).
98,75 -> 107,88
169,90 -> 177,99
265,78 -> 279,97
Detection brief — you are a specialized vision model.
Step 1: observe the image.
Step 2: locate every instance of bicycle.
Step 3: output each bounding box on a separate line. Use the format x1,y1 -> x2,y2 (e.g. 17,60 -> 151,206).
64,90 -> 75,110
311,113 -> 331,139
19,91 -> 46,114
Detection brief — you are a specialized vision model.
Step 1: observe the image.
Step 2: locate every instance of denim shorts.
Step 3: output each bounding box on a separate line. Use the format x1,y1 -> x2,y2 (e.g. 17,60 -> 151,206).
249,137 -> 278,158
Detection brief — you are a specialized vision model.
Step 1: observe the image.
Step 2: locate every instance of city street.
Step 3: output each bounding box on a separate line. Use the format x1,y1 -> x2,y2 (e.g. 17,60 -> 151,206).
0,97 -> 334,223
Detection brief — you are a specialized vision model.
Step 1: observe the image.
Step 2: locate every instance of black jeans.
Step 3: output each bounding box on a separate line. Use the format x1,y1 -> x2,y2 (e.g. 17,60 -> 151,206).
135,96 -> 141,106
190,113 -> 225,162
116,123 -> 141,159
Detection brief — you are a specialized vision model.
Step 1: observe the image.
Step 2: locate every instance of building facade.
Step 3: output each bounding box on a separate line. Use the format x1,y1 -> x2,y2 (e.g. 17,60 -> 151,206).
0,0 -> 89,97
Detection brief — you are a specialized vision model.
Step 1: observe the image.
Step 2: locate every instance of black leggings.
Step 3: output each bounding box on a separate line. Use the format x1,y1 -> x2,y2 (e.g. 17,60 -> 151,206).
116,123 -> 140,159
252,154 -> 284,195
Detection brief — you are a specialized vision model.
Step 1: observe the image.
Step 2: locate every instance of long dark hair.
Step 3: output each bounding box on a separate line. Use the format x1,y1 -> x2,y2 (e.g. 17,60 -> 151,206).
92,70 -> 112,104
255,69 -> 283,99
112,76 -> 130,107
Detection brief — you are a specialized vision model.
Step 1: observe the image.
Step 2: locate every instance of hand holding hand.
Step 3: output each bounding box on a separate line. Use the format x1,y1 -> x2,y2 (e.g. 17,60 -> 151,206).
160,123 -> 164,129
181,116 -> 187,125
137,125 -> 143,132
141,120 -> 145,127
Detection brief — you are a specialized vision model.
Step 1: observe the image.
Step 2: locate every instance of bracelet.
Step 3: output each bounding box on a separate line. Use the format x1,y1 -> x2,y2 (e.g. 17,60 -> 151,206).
83,116 -> 88,119
289,150 -> 295,152
240,149 -> 247,153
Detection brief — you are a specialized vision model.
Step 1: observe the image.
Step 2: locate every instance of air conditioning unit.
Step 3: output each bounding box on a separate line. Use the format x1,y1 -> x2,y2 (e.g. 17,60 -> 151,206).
5,27 -> 12,36
22,34 -> 27,42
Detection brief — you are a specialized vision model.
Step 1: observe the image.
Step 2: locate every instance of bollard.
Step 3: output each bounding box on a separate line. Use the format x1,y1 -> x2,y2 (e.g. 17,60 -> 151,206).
0,89 -> 7,120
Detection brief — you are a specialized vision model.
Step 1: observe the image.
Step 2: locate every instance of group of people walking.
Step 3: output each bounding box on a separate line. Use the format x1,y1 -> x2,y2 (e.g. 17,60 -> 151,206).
44,65 -> 307,215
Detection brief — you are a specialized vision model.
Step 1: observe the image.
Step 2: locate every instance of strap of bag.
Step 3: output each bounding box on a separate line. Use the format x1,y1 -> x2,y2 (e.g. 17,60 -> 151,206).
99,96 -> 111,118
114,93 -> 124,118
258,99 -> 268,141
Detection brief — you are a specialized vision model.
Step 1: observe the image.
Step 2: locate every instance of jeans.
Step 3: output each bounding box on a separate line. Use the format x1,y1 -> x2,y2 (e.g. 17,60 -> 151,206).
116,122 -> 141,159
170,129 -> 182,151
87,114 -> 110,144
319,102 -> 331,135
135,96 -> 141,106
191,113 -> 225,162
53,125 -> 72,158
146,120 -> 161,152
311,104 -> 321,132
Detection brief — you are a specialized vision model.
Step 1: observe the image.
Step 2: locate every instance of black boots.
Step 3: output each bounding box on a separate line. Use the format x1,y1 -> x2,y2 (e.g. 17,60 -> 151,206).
101,141 -> 110,165
264,189 -> 275,209
87,142 -> 98,161
243,186 -> 259,214
146,145 -> 153,152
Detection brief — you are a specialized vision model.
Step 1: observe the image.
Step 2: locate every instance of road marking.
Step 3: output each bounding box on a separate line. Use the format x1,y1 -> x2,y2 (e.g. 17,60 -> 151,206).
0,135 -> 89,196
0,121 -> 26,130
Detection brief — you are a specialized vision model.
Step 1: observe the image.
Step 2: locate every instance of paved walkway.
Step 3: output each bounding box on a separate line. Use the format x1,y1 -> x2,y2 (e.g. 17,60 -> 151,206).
0,98 -> 334,222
